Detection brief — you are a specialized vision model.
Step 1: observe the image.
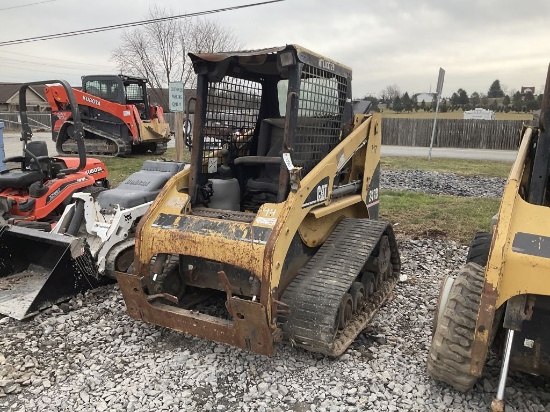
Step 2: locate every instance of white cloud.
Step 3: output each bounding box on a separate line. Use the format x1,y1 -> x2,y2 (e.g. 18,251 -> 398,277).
0,0 -> 548,96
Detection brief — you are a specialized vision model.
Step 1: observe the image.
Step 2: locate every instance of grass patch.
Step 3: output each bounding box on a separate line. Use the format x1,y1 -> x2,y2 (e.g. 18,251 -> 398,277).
98,150 -> 502,244
100,148 -> 190,187
380,190 -> 500,244
381,156 -> 511,178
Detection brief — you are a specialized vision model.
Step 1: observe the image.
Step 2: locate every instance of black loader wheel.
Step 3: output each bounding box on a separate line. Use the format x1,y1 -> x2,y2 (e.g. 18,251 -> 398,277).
114,247 -> 135,273
361,271 -> 375,297
377,235 -> 391,274
427,262 -> 485,392
350,282 -> 365,312
466,231 -> 492,267
337,293 -> 353,330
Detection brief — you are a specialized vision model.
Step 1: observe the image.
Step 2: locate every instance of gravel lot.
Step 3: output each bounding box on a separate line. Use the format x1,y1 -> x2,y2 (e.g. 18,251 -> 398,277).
1,170 -> 548,412
381,170 -> 506,198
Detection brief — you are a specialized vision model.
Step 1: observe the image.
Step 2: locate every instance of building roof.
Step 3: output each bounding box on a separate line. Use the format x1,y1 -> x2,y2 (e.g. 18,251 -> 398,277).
0,82 -> 47,104
414,92 -> 435,103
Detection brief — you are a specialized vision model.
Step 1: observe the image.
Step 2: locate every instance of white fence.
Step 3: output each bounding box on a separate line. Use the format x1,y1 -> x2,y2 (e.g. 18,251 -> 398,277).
0,112 -> 52,130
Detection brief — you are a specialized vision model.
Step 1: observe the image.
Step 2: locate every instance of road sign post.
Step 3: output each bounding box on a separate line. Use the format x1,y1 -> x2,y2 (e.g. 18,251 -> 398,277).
169,82 -> 185,161
429,68 -> 445,160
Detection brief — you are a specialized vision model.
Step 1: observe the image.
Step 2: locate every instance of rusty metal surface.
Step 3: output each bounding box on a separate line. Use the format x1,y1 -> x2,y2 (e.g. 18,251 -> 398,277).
144,214 -> 270,276
116,271 -> 274,355
503,294 -> 534,330
189,46 -> 285,63
192,208 -> 255,223
189,45 -> 353,79
469,126 -> 534,376
507,295 -> 550,376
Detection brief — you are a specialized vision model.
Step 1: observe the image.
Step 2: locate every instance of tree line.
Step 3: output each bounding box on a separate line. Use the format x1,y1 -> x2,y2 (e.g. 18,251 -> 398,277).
364,79 -> 543,114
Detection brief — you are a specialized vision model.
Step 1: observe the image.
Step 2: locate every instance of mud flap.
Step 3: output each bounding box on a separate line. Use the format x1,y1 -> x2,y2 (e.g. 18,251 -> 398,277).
0,226 -> 103,320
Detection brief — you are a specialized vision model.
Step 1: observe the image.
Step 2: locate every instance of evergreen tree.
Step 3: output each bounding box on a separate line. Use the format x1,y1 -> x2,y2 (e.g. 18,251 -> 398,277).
451,92 -> 460,106
488,80 -> 505,98
481,95 -> 489,109
402,92 -> 413,112
470,92 -> 480,108
393,95 -> 403,112
512,91 -> 523,112
524,91 -> 538,111
458,89 -> 469,106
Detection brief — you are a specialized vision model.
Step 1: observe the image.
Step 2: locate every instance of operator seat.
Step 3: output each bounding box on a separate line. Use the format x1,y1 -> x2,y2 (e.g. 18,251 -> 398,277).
97,160 -> 188,211
234,118 -> 285,196
0,141 -> 50,189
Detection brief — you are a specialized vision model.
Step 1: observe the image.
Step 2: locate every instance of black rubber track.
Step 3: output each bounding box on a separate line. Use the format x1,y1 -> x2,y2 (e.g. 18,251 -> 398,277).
280,218 -> 399,355
427,262 -> 485,392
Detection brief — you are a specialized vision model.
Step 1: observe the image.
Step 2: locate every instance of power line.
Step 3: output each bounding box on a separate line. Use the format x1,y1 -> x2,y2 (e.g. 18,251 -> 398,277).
0,55 -> 116,71
0,0 -> 55,11
0,0 -> 284,47
0,50 -> 115,69
0,62 -> 105,77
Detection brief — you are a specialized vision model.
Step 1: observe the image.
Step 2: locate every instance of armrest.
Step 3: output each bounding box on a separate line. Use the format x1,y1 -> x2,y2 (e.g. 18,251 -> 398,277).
34,155 -> 51,162
2,156 -> 25,164
234,156 -> 282,166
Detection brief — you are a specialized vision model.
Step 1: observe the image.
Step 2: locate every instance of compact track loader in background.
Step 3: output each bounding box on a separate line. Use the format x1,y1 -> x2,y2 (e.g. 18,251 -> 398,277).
116,45 -> 401,356
428,64 -> 550,411
46,74 -> 171,157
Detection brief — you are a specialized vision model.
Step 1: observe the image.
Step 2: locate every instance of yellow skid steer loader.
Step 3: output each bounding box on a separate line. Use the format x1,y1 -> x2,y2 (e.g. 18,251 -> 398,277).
116,45 -> 400,356
429,64 -> 550,411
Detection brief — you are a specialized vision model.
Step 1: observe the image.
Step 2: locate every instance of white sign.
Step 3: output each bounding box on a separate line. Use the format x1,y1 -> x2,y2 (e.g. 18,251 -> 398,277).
282,152 -> 295,170
168,82 -> 185,112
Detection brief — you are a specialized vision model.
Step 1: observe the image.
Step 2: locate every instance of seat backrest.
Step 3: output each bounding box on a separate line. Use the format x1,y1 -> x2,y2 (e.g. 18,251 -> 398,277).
258,118 -> 285,181
257,118 -> 285,157
25,141 -> 49,170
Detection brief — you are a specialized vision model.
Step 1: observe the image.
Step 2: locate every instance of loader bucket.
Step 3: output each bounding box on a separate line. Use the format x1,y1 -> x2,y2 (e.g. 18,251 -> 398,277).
0,225 -> 103,320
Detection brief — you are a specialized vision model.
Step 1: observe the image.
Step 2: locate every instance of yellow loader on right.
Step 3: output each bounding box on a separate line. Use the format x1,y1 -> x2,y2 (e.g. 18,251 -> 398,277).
428,64 -> 550,412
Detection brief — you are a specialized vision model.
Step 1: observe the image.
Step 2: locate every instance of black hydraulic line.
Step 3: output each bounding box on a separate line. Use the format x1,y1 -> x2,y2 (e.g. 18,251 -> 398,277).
332,180 -> 362,198
67,200 -> 85,236
57,206 -> 76,234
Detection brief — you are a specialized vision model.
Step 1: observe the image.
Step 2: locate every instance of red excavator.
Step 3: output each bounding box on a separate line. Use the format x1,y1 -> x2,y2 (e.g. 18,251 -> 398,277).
45,74 -> 171,157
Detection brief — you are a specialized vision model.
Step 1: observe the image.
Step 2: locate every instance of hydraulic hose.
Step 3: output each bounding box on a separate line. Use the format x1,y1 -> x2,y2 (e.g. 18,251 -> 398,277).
67,199 -> 85,236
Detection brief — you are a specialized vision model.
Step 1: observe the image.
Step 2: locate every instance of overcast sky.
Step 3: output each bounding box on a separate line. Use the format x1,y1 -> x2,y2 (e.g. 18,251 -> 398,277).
1,0 -> 549,98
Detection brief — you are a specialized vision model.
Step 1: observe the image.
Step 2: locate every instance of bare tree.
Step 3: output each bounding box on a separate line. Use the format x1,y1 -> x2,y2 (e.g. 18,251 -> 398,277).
379,84 -> 401,102
111,6 -> 241,106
